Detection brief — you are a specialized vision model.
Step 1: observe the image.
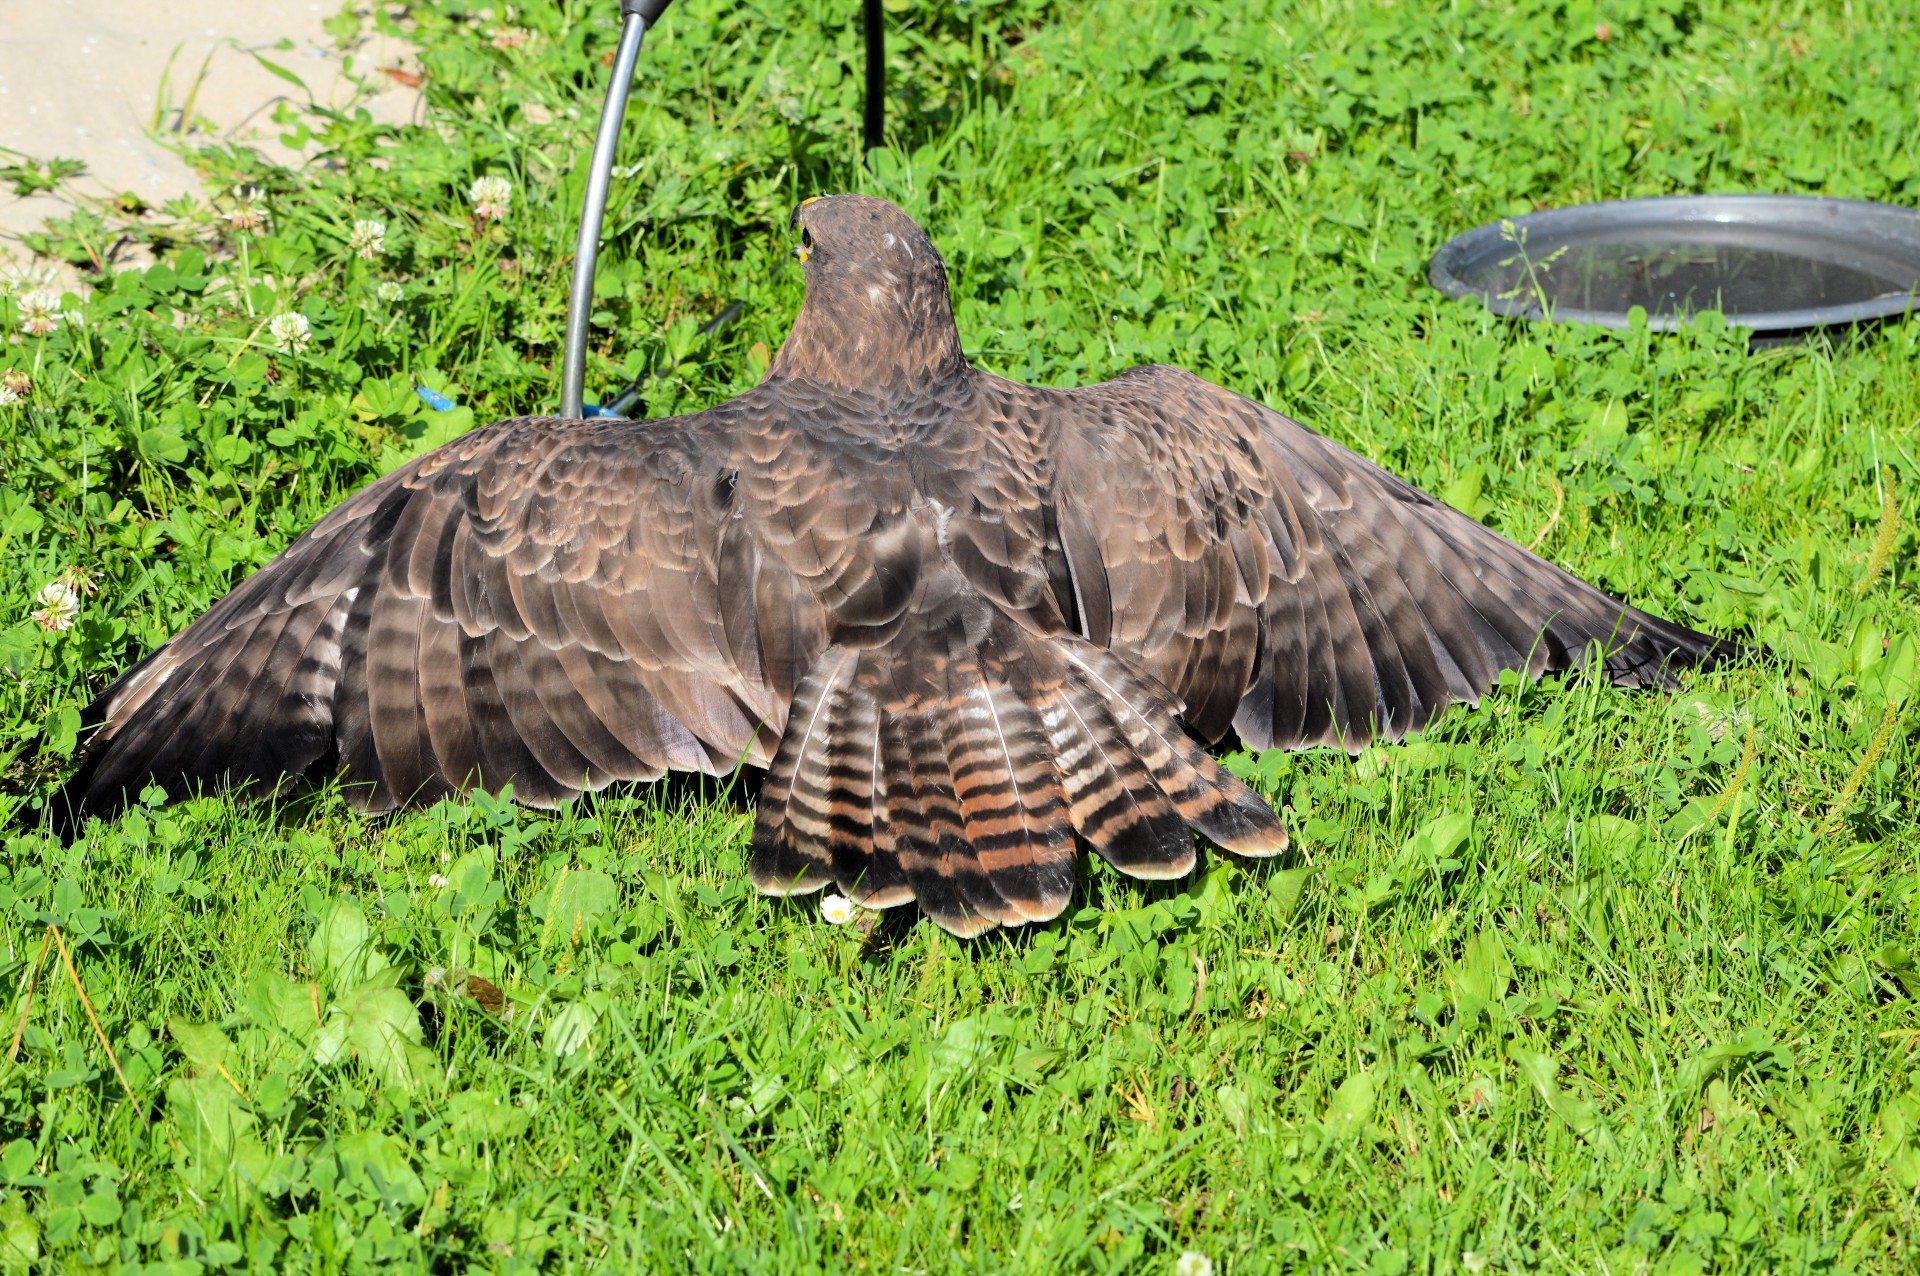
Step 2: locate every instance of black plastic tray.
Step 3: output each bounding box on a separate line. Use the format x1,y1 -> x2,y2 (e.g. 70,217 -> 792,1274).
1429,195 -> 1920,337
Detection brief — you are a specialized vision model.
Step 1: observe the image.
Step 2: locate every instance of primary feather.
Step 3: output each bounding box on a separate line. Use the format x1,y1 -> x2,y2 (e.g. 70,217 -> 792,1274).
59,195 -> 1733,934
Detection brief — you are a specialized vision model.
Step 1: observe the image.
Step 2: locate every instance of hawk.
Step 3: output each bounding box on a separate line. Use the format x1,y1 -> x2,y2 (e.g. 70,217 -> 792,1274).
59,195 -> 1732,935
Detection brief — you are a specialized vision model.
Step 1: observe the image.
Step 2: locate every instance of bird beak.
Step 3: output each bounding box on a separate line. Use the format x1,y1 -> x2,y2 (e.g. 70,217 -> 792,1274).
790,196 -> 824,260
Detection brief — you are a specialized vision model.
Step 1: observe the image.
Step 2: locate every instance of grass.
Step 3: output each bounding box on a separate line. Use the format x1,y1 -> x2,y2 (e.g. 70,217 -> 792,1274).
0,0 -> 1917,1269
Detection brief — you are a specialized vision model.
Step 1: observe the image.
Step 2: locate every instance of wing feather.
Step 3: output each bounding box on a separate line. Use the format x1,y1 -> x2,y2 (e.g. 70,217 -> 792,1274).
60,400 -> 869,824
1027,363 -> 1731,754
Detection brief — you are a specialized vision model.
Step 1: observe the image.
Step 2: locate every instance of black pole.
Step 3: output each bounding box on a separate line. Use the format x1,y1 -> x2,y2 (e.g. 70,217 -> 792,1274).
863,0 -> 884,153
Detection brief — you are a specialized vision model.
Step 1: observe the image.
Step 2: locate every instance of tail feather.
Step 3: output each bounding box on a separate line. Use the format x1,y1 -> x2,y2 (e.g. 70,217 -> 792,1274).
853,716 -> 915,908
748,589 -> 1287,936
903,704 -> 1010,937
940,677 -> 1074,927
1050,688 -> 1194,879
981,677 -> 1078,918
744,650 -> 849,896
815,673 -> 881,892
1061,646 -> 1289,859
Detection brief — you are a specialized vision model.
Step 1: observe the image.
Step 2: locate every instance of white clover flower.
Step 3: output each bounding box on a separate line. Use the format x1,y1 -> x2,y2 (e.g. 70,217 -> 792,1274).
31,580 -> 80,632
1461,1254 -> 1488,1274
348,218 -> 388,260
376,281 -> 405,303
469,174 -> 512,222
0,385 -> 17,407
268,312 -> 311,353
428,873 -> 451,889
228,184 -> 270,234
820,893 -> 855,925
17,288 -> 60,336
1174,1254 -> 1214,1276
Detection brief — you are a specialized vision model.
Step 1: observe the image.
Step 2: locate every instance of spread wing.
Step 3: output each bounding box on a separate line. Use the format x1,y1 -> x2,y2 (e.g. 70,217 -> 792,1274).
61,399 -> 873,820
1030,364 -> 1730,751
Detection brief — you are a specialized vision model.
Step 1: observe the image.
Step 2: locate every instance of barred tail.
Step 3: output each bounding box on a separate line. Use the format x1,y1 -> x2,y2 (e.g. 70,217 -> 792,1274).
748,594 -> 1285,936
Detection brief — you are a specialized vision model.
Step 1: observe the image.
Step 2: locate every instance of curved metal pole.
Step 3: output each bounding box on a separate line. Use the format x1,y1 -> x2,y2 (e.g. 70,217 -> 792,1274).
562,0 -> 672,418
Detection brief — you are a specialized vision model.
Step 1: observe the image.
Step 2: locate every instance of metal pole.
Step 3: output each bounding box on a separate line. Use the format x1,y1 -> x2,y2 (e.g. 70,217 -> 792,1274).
561,0 -> 674,419
863,0 -> 884,153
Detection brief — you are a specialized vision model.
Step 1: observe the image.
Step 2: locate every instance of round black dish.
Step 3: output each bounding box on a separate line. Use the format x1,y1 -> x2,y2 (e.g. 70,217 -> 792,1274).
1429,195 -> 1920,340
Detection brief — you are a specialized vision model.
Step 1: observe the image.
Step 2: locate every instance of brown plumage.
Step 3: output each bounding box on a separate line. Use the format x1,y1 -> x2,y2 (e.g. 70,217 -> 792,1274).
58,195 -> 1733,935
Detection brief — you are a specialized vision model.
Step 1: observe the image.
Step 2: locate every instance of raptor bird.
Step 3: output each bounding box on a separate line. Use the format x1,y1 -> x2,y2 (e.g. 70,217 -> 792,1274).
59,195 -> 1732,935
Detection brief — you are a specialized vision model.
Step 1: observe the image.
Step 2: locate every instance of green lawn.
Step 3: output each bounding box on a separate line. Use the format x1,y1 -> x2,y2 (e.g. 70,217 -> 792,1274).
1,0 -> 1917,1269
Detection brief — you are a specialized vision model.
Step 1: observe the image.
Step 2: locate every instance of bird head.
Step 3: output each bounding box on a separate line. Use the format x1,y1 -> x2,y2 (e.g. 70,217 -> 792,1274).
769,195 -> 965,390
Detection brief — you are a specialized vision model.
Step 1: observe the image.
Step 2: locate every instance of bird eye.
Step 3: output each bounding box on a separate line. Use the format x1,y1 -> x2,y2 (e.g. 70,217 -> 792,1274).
794,226 -> 813,262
